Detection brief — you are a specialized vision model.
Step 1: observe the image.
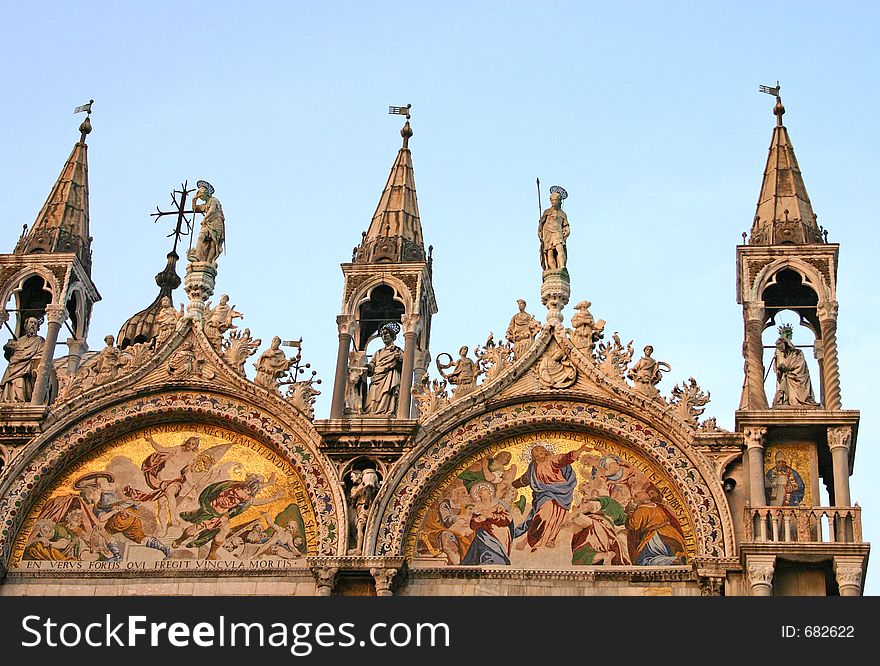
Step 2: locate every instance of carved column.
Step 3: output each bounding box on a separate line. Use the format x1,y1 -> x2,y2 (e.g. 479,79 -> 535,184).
370,567 -> 398,597
833,557 -> 863,597
818,301 -> 841,410
744,427 -> 767,506
330,315 -> 354,419
741,303 -> 769,410
396,315 -> 420,420
31,304 -> 66,405
312,566 -> 339,596
827,426 -> 852,507
411,349 -> 431,419
746,555 -> 775,597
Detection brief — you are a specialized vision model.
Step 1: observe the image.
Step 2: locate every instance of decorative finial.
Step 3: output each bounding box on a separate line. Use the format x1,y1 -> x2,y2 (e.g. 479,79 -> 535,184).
389,103 -> 413,148
74,100 -> 94,142
759,82 -> 784,126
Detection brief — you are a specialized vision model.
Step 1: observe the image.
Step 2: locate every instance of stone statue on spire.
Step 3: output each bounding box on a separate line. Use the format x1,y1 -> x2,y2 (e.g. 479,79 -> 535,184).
188,180 -> 225,264
538,189 -> 570,272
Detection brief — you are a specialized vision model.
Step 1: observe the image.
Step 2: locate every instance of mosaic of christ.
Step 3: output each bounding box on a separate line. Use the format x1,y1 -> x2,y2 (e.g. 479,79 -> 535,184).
414,432 -> 695,568
13,424 -> 317,566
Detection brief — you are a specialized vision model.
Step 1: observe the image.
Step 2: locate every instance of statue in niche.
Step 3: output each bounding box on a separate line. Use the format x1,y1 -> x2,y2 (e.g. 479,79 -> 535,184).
437,345 -> 480,399
771,325 -> 817,408
627,345 -> 671,399
254,336 -> 296,393
1,316 -> 45,402
348,467 -> 381,554
188,180 -> 225,264
538,189 -> 570,272
505,299 -> 541,358
569,300 -> 605,352
364,323 -> 403,416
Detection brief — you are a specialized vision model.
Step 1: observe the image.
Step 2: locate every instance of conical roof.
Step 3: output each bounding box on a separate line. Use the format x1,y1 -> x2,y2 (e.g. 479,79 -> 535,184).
117,251 -> 181,349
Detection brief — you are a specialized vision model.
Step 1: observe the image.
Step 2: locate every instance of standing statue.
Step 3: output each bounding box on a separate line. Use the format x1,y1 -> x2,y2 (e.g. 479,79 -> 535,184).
569,300 -> 605,351
506,299 -> 541,358
538,189 -> 570,272
1,316 -> 45,402
627,345 -> 671,399
772,325 -> 817,408
204,294 -> 242,347
254,336 -> 296,393
365,323 -> 404,416
189,180 -> 225,264
437,346 -> 480,399
154,296 -> 183,345
348,468 -> 381,554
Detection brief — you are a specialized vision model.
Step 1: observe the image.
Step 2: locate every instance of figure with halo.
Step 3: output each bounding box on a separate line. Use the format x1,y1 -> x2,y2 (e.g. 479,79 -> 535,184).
188,180 -> 225,263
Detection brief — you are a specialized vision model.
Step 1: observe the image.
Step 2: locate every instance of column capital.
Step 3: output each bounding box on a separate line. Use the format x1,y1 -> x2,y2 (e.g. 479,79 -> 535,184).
336,314 -> 356,336
310,566 -> 339,596
45,304 -> 68,325
743,426 -> 767,451
744,302 -> 766,322
746,554 -> 775,595
817,300 -> 839,322
400,314 -> 421,336
370,566 -> 399,596
827,426 -> 852,453
833,556 -> 864,596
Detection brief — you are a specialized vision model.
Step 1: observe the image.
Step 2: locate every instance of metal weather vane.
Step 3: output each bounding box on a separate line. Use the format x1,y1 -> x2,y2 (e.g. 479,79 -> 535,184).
150,181 -> 197,255
758,81 -> 781,99
388,103 -> 412,119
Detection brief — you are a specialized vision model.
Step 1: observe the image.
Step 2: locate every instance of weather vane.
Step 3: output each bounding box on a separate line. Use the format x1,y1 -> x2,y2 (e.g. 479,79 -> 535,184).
388,103 -> 412,119
74,100 -> 94,116
758,81 -> 781,99
150,181 -> 196,255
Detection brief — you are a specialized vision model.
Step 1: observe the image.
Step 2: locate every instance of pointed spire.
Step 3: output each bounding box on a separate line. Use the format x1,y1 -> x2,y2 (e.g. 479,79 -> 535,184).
117,250 -> 182,349
354,119 -> 426,263
749,88 -> 823,245
15,111 -> 93,271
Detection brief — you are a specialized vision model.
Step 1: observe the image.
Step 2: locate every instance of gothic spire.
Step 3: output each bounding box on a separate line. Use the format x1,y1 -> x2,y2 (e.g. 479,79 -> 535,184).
15,113 -> 94,271
748,91 -> 822,245
354,120 -> 426,263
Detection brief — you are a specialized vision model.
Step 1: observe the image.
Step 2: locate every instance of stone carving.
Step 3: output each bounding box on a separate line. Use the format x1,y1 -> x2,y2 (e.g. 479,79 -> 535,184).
370,567 -> 398,596
412,373 -> 450,419
364,323 -> 403,416
284,376 -> 322,420
569,300 -> 605,352
699,576 -> 724,596
538,189 -> 570,272
1,316 -> 45,402
437,345 -> 481,399
61,336 -> 152,399
348,467 -> 381,554
167,343 -> 215,379
344,349 -> 367,415
747,562 -> 775,586
312,566 -> 339,596
669,377 -> 710,426
536,346 -> 577,389
154,296 -> 184,346
595,332 -> 634,381
771,325 -> 817,408
475,332 -> 514,383
834,565 -> 863,588
188,180 -> 225,264
204,294 -> 242,348
505,299 -> 540,359
627,345 -> 671,400
697,417 -> 724,432
222,328 -> 261,376
254,336 -> 297,394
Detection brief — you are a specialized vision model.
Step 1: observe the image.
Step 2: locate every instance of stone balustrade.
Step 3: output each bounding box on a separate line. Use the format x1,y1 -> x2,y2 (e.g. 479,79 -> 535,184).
744,506 -> 862,544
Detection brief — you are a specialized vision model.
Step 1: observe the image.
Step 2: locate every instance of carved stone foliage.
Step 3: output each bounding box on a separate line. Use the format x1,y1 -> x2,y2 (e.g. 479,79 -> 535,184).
0,391 -> 338,565
284,379 -> 322,420
59,338 -> 154,401
594,332 -> 634,382
373,401 -> 730,561
669,378 -> 711,427
222,328 -> 261,376
412,373 -> 450,419
475,333 -> 514,383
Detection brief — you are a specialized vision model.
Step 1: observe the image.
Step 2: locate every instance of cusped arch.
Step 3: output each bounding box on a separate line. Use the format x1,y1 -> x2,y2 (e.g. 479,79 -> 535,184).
0,266 -> 61,311
750,257 -> 831,304
0,389 -> 345,568
346,275 -> 414,318
367,399 -> 734,561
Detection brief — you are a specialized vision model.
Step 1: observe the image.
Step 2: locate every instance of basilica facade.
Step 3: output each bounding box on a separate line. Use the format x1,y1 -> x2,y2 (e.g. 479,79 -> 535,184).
0,94 -> 867,596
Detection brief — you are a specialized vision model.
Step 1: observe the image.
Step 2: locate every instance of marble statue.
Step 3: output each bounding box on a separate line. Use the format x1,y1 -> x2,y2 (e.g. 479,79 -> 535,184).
570,300 -> 605,351
538,190 -> 570,272
365,324 -> 403,416
155,296 -> 183,345
437,346 -> 480,399
204,294 -> 242,347
505,299 -> 540,358
627,345 -> 671,399
348,467 -> 381,554
1,316 -> 44,402
189,180 -> 225,264
772,326 -> 817,408
254,336 -> 295,393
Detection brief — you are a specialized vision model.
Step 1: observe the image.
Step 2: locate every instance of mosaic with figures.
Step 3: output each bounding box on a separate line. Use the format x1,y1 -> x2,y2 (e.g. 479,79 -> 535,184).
10,424 -> 318,573
411,432 -> 695,568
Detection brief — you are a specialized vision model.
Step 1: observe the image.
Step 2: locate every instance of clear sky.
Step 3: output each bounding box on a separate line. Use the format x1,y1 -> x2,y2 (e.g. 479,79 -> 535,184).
2,1 -> 877,592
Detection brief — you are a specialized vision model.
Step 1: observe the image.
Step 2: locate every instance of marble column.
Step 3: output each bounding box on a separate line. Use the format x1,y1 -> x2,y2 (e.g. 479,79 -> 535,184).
65,337 -> 89,376
370,567 -> 398,597
31,304 -> 67,405
833,557 -> 863,597
827,426 -> 852,507
741,302 -> 769,410
744,427 -> 767,506
818,301 -> 841,411
330,315 -> 354,419
396,315 -> 420,420
746,555 -> 776,597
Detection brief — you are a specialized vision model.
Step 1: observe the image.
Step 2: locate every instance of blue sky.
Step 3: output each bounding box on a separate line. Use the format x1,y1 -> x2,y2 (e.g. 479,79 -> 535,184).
2,1 -> 878,592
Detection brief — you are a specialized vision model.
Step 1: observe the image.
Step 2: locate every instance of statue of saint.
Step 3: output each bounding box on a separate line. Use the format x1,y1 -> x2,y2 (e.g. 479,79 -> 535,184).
772,327 -> 817,408
505,299 -> 540,358
437,346 -> 480,399
254,336 -> 295,393
1,316 -> 45,402
627,345 -> 670,399
154,296 -> 183,345
570,300 -> 605,351
189,180 -> 225,264
365,324 -> 404,416
538,190 -> 570,272
204,294 -> 242,346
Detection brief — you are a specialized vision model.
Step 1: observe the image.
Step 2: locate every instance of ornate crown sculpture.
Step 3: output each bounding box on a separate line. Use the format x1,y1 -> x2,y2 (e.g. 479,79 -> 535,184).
778,323 -> 794,339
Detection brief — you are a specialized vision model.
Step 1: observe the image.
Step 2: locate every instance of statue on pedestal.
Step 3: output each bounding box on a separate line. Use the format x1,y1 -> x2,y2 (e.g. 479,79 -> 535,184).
254,336 -> 296,394
364,323 -> 403,416
627,345 -> 671,399
771,325 -> 817,408
538,189 -> 570,272
188,180 -> 225,264
506,299 -> 540,358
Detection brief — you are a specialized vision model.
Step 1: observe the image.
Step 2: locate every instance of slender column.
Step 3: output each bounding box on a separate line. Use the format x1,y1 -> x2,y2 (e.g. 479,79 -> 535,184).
330,315 -> 354,419
827,426 -> 852,507
396,315 -> 420,419
31,304 -> 67,405
818,301 -> 841,410
744,427 -> 767,506
833,557 -> 863,597
746,555 -> 776,597
370,567 -> 398,597
65,337 -> 89,376
741,303 -> 769,409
